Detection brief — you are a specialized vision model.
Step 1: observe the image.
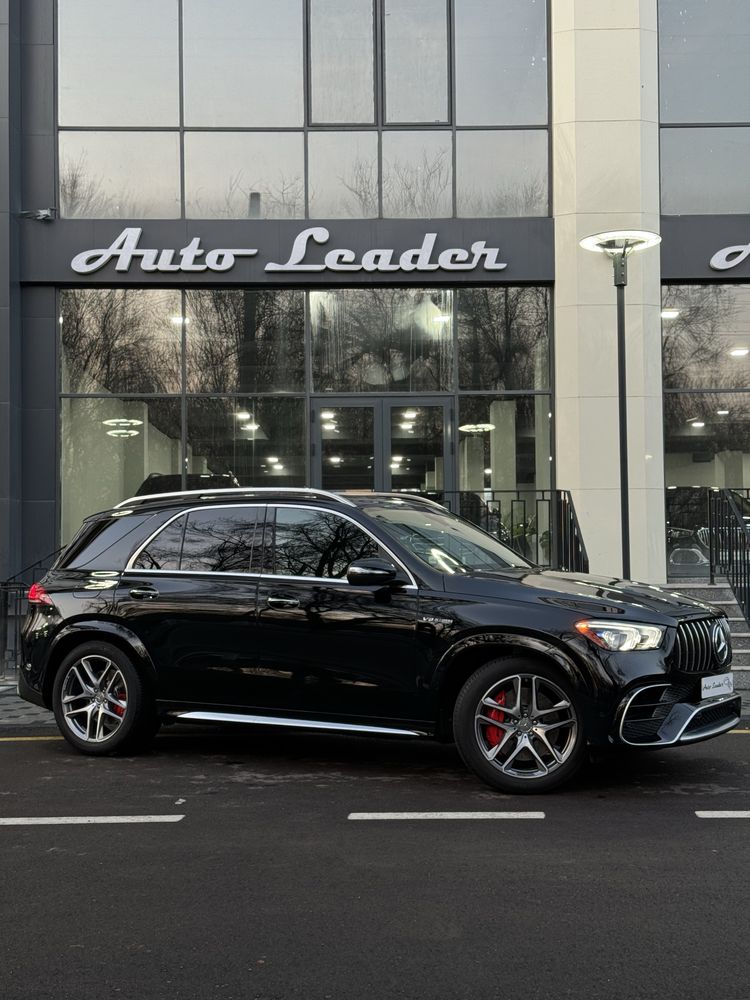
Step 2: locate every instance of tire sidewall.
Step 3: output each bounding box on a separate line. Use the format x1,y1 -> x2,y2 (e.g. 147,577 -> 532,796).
453,656 -> 586,794
52,641 -> 149,755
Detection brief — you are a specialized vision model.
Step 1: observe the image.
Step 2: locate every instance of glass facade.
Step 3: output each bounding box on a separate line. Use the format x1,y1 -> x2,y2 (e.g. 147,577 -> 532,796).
57,0 -> 549,220
659,0 -> 750,214
60,286 -> 552,541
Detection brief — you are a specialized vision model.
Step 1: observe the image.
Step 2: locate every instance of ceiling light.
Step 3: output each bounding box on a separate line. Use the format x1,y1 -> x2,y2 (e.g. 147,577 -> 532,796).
403,410 -> 418,420
391,456 -> 403,464
399,422 -> 414,430
691,421 -> 705,428
241,422 -> 260,432
433,315 -> 451,324
390,463 -> 401,471
729,347 -> 749,357
329,456 -> 342,465
458,423 -> 495,433
717,409 -> 730,415
102,418 -> 143,428
235,410 -> 251,421
267,456 -> 278,463
660,309 -> 680,320
107,429 -> 139,438
170,316 -> 190,325
320,410 -> 336,420
322,422 -> 337,431
484,468 -> 492,475
273,463 -> 284,471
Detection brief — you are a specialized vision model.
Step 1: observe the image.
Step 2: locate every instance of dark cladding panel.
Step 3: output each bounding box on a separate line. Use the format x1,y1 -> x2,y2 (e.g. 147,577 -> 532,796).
661,216 -> 750,282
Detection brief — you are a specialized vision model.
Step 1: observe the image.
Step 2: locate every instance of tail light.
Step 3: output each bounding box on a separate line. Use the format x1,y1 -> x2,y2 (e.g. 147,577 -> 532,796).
27,582 -> 54,606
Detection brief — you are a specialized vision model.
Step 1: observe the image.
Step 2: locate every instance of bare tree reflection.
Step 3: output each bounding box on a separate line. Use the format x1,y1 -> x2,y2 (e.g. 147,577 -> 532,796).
274,511 -> 378,578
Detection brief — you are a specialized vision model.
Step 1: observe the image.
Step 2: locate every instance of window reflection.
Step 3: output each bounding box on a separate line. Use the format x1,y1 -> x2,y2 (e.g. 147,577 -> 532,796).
61,397 -> 182,543
310,0 -> 375,124
659,0 -> 750,123
59,132 -> 181,218
662,286 -> 750,390
311,288 -> 453,392
455,0 -> 547,126
384,0 -> 448,123
183,0 -> 303,127
185,132 -> 304,219
661,128 -> 750,215
382,132 -> 452,217
180,507 -> 263,573
186,397 -> 306,487
308,132 -> 378,218
665,393 -> 750,488
134,516 -> 185,571
456,131 -> 548,217
458,396 -> 550,493
457,287 -> 550,390
185,290 -> 305,393
61,289 -> 182,394
272,508 -> 379,578
58,0 -> 179,127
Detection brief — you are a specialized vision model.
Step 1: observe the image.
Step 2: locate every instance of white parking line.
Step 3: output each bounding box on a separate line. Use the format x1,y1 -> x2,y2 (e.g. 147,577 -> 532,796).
0,815 -> 185,826
695,811 -> 750,819
348,811 -> 545,821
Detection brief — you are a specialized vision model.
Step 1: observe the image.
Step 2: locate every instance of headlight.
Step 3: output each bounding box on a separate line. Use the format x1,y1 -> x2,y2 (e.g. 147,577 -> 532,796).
575,620 -> 665,651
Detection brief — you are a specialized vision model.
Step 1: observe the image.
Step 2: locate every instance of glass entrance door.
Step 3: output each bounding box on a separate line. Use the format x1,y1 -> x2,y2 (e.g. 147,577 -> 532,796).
312,399 -> 453,494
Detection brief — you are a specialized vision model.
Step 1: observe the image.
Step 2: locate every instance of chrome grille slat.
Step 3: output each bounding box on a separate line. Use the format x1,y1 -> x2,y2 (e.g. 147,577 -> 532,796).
672,617 -> 729,673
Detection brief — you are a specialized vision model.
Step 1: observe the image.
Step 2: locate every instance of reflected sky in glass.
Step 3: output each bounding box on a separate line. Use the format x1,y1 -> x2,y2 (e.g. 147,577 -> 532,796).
310,0 -> 375,123
382,131 -> 452,218
661,128 -> 750,214
308,132 -> 378,218
457,131 -> 547,217
384,0 -> 448,123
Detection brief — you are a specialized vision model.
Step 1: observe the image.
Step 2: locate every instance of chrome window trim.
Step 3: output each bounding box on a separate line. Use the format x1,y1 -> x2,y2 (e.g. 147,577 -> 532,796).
266,503 -> 418,588
172,710 -> 427,737
126,503 -> 266,572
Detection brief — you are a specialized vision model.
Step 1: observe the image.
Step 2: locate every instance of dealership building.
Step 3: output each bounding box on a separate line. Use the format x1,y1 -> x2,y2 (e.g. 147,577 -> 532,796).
0,0 -> 749,585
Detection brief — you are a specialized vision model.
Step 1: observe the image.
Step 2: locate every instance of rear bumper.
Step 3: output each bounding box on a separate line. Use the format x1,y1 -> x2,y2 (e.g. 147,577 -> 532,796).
16,666 -> 47,709
614,683 -> 741,748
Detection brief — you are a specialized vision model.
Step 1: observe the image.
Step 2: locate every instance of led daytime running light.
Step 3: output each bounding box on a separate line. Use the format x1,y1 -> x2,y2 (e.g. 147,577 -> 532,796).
575,620 -> 665,652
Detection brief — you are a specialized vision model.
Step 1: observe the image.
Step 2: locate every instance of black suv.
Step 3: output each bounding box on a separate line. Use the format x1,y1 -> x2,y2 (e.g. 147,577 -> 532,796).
19,488 -> 741,793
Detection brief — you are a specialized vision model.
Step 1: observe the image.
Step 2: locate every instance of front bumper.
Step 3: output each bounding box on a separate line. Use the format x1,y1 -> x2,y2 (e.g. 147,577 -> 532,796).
614,682 -> 742,747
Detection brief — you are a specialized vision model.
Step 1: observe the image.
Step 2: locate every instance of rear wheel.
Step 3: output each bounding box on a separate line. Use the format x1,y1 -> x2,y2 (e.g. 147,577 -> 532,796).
453,657 -> 586,793
52,641 -> 157,755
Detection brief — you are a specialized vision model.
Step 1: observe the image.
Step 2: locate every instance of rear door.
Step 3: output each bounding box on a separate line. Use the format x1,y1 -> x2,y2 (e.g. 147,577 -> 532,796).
116,504 -> 266,708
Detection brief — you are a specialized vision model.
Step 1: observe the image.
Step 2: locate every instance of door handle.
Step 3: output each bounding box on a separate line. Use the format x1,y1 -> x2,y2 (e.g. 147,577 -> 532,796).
129,586 -> 159,600
266,596 -> 300,609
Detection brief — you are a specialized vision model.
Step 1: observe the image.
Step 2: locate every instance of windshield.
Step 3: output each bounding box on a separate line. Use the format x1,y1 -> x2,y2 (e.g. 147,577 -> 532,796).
364,503 -> 531,574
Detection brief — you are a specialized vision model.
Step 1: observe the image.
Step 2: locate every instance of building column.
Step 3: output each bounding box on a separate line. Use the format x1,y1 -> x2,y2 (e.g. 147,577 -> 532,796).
552,0 -> 666,583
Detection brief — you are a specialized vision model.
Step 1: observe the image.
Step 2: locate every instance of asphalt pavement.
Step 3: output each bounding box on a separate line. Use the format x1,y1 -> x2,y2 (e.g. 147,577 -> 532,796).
0,710 -> 749,1000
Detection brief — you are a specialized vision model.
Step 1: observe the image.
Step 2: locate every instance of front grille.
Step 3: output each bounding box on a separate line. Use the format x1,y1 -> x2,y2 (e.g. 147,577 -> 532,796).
671,618 -> 729,674
683,701 -> 739,736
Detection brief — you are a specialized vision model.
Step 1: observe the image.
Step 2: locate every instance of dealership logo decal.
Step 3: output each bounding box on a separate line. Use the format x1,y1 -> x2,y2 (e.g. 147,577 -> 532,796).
70,227 -> 508,276
709,242 -> 750,271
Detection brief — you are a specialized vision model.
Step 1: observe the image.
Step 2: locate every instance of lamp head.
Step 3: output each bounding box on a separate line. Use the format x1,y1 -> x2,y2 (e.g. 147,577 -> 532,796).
579,230 -> 661,256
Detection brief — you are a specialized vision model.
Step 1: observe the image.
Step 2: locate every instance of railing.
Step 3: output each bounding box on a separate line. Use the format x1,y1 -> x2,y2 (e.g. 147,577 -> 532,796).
1,549 -> 62,682
417,489 -> 589,573
708,490 -> 750,619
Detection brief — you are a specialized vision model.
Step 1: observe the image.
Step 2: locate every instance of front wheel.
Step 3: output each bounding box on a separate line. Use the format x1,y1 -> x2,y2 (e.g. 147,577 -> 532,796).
52,641 -> 157,755
453,657 -> 586,794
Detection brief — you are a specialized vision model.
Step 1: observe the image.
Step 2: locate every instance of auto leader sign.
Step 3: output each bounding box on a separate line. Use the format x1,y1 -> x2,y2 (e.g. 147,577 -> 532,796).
70,226 -> 508,276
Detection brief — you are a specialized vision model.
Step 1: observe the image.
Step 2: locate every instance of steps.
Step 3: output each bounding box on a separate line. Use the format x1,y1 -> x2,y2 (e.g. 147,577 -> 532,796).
667,579 -> 750,690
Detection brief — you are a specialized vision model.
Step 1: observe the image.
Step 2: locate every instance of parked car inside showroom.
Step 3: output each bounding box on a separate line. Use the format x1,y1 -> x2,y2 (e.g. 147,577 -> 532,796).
18,488 -> 741,793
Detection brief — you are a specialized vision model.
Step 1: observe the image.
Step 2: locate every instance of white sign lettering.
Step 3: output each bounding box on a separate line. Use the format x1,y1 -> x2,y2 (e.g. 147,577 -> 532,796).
70,226 -> 509,276
710,242 -> 750,271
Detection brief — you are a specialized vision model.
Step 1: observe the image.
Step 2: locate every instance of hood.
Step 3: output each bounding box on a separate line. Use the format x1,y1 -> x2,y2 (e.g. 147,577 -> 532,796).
446,568 -> 721,622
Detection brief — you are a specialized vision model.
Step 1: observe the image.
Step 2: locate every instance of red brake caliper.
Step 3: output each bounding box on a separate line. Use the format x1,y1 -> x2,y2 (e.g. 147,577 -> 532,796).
485,691 -> 506,747
112,687 -> 126,717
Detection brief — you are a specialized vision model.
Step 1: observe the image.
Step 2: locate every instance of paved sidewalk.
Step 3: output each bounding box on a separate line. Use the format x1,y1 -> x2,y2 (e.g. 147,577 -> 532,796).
2,677 -> 750,730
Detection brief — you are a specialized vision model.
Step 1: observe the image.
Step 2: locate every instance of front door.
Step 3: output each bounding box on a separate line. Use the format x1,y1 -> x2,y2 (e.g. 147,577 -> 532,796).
311,398 -> 454,497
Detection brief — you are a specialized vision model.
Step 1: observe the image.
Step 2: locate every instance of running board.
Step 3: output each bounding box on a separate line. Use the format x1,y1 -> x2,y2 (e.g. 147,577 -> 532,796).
173,710 -> 426,737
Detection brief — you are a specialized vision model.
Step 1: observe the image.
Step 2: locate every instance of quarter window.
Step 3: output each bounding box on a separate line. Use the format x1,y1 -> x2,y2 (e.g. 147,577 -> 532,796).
133,515 -> 186,571
271,508 -> 379,578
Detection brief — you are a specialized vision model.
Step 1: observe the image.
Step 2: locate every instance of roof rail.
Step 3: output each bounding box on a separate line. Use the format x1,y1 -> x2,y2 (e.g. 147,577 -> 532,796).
342,491 -> 447,510
114,487 -> 357,510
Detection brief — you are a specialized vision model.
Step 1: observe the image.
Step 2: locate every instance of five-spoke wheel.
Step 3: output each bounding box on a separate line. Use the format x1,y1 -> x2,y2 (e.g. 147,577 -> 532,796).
52,641 -> 157,755
454,657 -> 585,793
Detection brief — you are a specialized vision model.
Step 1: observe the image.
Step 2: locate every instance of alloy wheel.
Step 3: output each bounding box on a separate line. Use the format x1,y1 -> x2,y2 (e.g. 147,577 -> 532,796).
474,673 -> 578,780
60,655 -> 129,743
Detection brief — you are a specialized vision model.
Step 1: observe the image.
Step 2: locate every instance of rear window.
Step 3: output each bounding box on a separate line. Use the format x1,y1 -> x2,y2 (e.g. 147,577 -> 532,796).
132,506 -> 265,573
62,512 -> 163,571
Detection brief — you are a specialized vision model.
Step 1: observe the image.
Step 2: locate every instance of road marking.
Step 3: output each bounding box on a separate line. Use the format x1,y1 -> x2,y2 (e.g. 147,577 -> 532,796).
696,811 -> 750,819
0,736 -> 63,742
730,729 -> 750,734
348,811 -> 545,821
0,815 -> 185,826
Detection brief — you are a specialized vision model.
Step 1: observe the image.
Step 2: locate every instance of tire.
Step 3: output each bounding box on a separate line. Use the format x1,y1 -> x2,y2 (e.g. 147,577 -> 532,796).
52,641 -> 157,756
453,656 -> 586,794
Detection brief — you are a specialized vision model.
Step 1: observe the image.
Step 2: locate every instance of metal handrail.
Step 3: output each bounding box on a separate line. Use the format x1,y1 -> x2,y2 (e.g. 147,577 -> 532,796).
708,489 -> 750,620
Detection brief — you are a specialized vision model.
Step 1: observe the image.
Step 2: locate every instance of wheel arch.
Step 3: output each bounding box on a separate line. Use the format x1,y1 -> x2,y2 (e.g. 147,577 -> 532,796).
42,621 -> 157,709
433,632 -> 595,742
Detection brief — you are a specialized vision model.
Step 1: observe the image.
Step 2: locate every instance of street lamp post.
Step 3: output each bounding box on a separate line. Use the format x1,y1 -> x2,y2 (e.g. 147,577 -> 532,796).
579,230 -> 661,580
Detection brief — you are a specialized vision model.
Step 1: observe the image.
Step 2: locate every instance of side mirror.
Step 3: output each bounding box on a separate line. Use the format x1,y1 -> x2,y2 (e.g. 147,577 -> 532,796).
346,557 -> 400,587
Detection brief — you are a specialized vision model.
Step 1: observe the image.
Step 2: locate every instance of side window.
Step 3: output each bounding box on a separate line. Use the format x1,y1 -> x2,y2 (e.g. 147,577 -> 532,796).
180,507 -> 263,573
271,507 -> 379,579
132,515 -> 186,570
